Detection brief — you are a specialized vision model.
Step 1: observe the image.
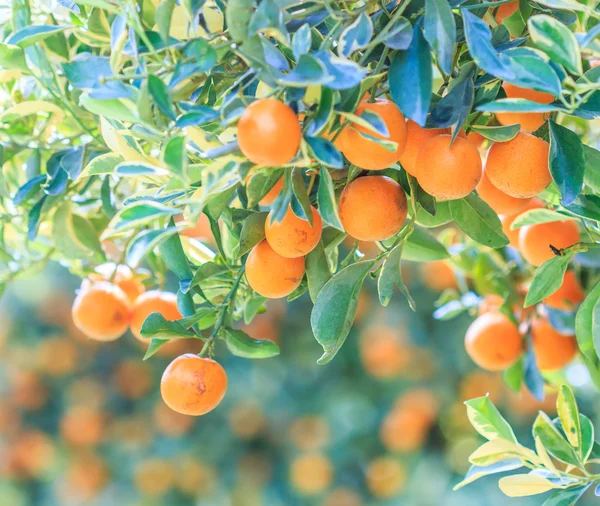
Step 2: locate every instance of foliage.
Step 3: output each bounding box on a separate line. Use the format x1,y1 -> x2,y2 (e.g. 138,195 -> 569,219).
2,0 -> 600,502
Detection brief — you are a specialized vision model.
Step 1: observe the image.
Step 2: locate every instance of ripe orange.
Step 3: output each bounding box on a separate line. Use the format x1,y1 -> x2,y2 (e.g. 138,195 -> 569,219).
265,206 -> 323,258
398,120 -> 449,176
72,282 -> 131,341
496,84 -> 554,131
89,263 -> 145,303
518,220 -> 580,266
543,270 -> 585,310
499,198 -> 544,248
161,354 -> 227,416
485,132 -> 551,198
476,173 -> 531,215
338,176 -> 407,241
467,131 -> 486,148
415,135 -> 482,200
464,312 -> 523,371
175,213 -> 213,241
419,260 -> 457,291
246,240 -> 305,298
130,290 -> 182,341
359,325 -> 410,379
60,405 -> 105,446
531,318 -> 577,371
365,457 -> 407,498
339,98 -> 407,171
495,1 -> 518,23
237,98 -> 301,166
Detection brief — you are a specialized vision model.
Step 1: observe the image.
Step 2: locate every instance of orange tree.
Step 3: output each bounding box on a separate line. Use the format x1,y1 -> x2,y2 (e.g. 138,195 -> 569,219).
2,0 -> 600,501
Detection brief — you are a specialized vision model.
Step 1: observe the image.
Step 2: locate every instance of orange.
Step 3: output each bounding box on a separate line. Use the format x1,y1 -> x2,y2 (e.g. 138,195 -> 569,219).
543,270 -> 585,310
175,213 -> 213,241
246,240 -> 305,298
114,360 -> 152,399
476,173 -> 531,214
365,457 -> 407,498
495,0 -> 518,23
130,290 -> 182,341
380,409 -> 430,452
464,312 -> 523,371
256,177 -> 283,206
60,405 -> 105,446
237,98 -> 301,166
338,176 -> 407,241
518,220 -> 580,266
160,354 -> 227,416
359,325 -> 410,379
398,120 -> 449,176
496,84 -> 554,131
467,131 -> 486,148
289,416 -> 330,451
531,318 -> 577,371
72,282 -> 131,341
415,135 -> 482,200
485,132 -> 551,198
419,260 -> 457,291
265,205 -> 322,258
339,98 -> 407,170
499,198 -> 544,248
134,458 -> 175,497
60,452 -> 108,503
289,453 -> 333,495
89,263 -> 145,302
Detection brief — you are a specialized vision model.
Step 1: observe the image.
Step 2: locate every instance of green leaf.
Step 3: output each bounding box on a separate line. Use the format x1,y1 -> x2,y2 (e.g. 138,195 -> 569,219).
378,240 -> 415,309
424,0 -> 457,74
224,328 -> 280,359
402,227 -> 449,261
140,313 -> 196,340
583,145 -> 600,193
126,227 -> 179,267
465,396 -> 518,443
238,212 -> 267,257
306,88 -> 334,136
155,0 -> 175,42
6,25 -> 71,48
148,75 -> 176,120
52,203 -> 94,259
79,94 -> 139,123
477,99 -> 562,113
226,0 -> 255,42
548,120 -> 585,206
305,240 -> 331,303
528,15 -> 582,74
311,260 -> 374,364
453,459 -> 523,490
81,153 -> 124,177
591,295 -> 600,360
389,25 -> 432,126
246,168 -> 284,208
576,282 -> 600,359
159,219 -> 193,283
470,124 -> 520,142
291,169 -> 313,225
579,414 -> 595,463
338,12 -> 373,58
532,411 -> 580,466
503,358 -> 524,393
541,486 -> 591,506
278,54 -> 332,87
317,168 -> 344,231
305,137 -> 343,168
510,208 -> 576,229
557,385 -> 581,449
110,201 -> 179,232
72,215 -> 103,256
0,43 -> 28,71
115,162 -> 169,177
524,253 -> 574,307
162,135 -> 187,178
449,194 -> 509,248
498,474 -> 556,497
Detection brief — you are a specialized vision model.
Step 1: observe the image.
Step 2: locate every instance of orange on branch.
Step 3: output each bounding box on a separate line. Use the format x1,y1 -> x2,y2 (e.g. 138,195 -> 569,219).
518,220 -> 580,266
476,172 -> 532,215
71,282 -> 131,341
464,312 -> 523,371
265,205 -> 322,258
246,240 -> 305,298
485,132 -> 551,198
415,135 -> 482,200
338,176 -> 407,241
237,98 -> 301,166
543,270 -> 585,310
531,318 -> 577,371
495,0 -> 518,23
496,84 -> 554,131
130,290 -> 183,341
89,263 -> 145,303
398,120 -> 449,176
161,354 -> 228,416
340,98 -> 407,171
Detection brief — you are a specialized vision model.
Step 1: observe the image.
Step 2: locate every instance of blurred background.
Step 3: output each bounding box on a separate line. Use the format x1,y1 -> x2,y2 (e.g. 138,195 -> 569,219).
0,257 -> 599,506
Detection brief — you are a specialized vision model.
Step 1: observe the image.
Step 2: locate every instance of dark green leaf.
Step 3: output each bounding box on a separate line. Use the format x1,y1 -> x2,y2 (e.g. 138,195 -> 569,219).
224,328 -> 279,359
402,227 -> 449,261
378,240 -> 415,309
238,212 -> 267,257
305,136 -> 343,168
424,0 -> 457,74
148,75 -> 176,120
532,412 -> 580,466
449,194 -> 509,248
548,120 -> 585,206
470,124 -> 520,141
528,14 -> 582,74
306,240 -> 331,303
525,253 -> 575,307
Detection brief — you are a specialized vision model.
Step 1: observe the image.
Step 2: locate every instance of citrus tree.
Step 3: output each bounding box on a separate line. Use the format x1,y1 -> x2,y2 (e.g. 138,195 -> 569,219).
2,0 -> 600,501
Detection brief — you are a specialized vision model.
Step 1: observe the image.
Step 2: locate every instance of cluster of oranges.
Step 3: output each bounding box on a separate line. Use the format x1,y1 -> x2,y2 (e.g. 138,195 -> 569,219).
71,263 -> 228,417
